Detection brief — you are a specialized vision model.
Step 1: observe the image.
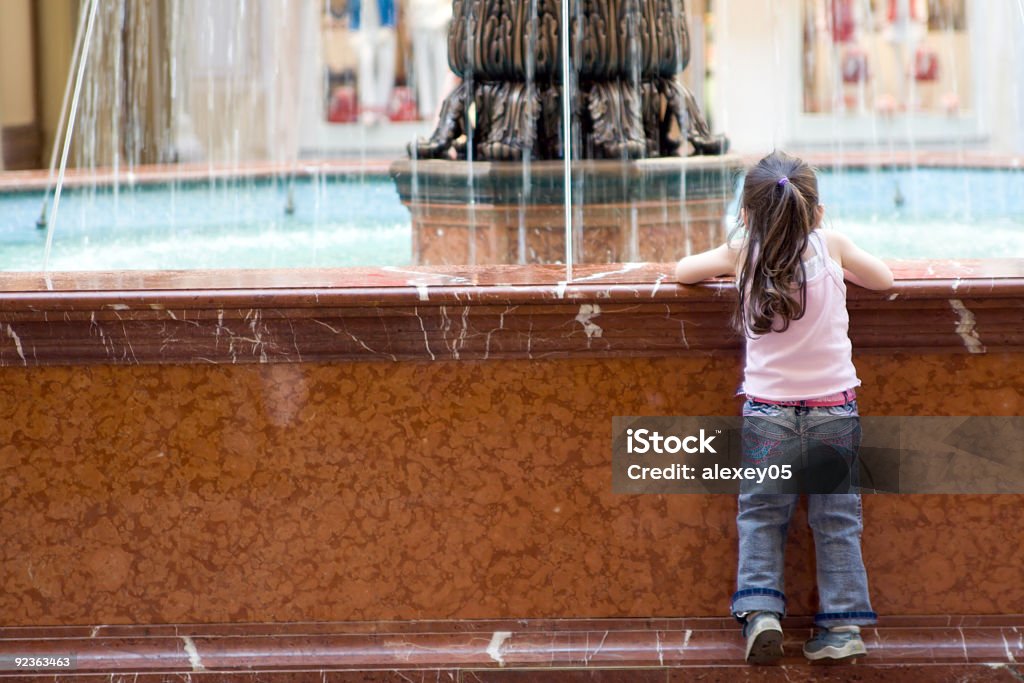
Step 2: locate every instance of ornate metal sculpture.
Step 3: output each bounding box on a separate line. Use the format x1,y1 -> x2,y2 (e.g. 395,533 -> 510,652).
411,0 -> 727,161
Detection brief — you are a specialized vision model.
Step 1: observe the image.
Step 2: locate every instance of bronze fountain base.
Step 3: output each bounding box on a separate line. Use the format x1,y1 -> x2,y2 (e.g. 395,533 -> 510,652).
392,0 -> 739,266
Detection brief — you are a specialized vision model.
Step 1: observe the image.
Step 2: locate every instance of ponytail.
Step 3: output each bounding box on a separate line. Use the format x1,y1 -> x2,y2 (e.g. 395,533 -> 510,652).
734,152 -> 819,336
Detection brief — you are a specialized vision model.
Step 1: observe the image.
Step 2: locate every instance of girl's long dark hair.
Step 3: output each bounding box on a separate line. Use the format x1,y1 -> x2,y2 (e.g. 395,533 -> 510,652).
734,151 -> 820,336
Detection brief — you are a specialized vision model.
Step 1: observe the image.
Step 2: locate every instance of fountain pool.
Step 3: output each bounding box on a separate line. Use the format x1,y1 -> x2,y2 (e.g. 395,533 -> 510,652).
1,166 -> 1021,271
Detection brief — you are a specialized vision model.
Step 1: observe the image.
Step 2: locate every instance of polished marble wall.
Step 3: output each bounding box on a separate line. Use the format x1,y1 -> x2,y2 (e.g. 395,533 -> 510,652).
1,351 -> 1020,626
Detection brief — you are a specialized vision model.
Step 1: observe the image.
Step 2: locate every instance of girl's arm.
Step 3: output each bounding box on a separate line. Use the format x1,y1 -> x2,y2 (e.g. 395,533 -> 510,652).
828,232 -> 894,290
675,243 -> 739,284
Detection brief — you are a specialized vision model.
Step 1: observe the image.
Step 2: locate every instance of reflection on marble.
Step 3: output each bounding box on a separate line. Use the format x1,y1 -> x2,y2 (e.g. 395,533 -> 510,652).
0,259 -> 1020,293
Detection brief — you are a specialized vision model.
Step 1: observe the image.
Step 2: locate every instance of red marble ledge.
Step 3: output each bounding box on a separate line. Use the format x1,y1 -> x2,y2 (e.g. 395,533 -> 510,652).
0,160 -> 394,192
784,150 -> 1024,170
1,151 -> 1020,193
0,261 -> 1019,366
0,617 -> 1021,678
0,259 -> 1019,293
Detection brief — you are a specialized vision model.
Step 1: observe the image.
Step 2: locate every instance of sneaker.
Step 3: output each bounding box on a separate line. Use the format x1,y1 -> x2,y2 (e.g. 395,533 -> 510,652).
743,611 -> 784,664
803,625 -> 867,662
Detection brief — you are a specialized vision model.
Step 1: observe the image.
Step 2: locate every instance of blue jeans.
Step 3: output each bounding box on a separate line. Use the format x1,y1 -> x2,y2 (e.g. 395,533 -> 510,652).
731,399 -> 877,627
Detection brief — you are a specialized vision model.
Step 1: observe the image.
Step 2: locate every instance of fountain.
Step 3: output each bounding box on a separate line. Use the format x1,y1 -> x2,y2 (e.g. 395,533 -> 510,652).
1,3 -> 1023,679
390,0 -> 743,265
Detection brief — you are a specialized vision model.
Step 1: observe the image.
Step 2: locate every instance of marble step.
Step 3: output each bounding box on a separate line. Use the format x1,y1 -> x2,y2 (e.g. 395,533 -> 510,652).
1,616 -> 1022,681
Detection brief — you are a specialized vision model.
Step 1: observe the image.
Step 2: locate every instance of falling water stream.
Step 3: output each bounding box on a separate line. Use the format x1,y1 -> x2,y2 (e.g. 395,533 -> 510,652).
36,1 -> 90,230
561,0 -> 574,275
463,2 -> 477,266
42,0 -> 100,279
518,0 -> 540,265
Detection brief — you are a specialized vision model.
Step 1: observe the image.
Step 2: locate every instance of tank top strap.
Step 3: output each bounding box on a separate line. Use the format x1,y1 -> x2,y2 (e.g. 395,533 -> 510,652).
811,229 -> 829,259
812,229 -> 846,286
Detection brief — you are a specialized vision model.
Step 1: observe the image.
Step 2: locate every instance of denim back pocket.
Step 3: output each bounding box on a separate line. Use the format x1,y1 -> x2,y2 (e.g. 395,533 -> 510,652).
805,401 -> 861,443
741,401 -> 798,466
804,403 -> 862,493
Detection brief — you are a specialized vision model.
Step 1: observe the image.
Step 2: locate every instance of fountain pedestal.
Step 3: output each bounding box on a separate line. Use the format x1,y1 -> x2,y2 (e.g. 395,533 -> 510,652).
391,155 -> 743,265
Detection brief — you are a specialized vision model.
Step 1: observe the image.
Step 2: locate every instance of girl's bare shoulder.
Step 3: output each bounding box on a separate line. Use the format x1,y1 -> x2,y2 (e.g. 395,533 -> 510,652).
726,236 -> 746,260
820,229 -> 847,267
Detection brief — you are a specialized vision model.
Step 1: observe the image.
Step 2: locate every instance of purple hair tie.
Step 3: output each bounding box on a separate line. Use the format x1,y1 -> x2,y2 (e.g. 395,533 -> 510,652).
778,176 -> 790,187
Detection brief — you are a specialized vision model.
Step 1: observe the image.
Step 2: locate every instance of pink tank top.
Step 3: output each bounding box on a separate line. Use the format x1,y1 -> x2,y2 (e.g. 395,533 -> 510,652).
741,230 -> 861,401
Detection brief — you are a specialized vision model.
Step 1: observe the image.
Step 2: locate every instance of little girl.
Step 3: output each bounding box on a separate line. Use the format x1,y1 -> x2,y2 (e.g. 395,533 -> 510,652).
674,151 -> 893,664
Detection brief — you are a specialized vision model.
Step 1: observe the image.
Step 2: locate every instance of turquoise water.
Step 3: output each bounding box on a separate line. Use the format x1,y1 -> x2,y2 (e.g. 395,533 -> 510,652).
0,168 -> 1021,271
0,176 -> 413,271
807,167 -> 1024,260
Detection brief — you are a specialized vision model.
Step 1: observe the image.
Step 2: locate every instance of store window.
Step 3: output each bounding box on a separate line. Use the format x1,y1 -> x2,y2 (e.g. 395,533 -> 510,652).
321,0 -> 454,128
802,0 -> 971,115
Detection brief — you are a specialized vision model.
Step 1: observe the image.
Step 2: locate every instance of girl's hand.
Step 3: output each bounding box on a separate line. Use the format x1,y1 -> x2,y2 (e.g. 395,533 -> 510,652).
675,243 -> 739,284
